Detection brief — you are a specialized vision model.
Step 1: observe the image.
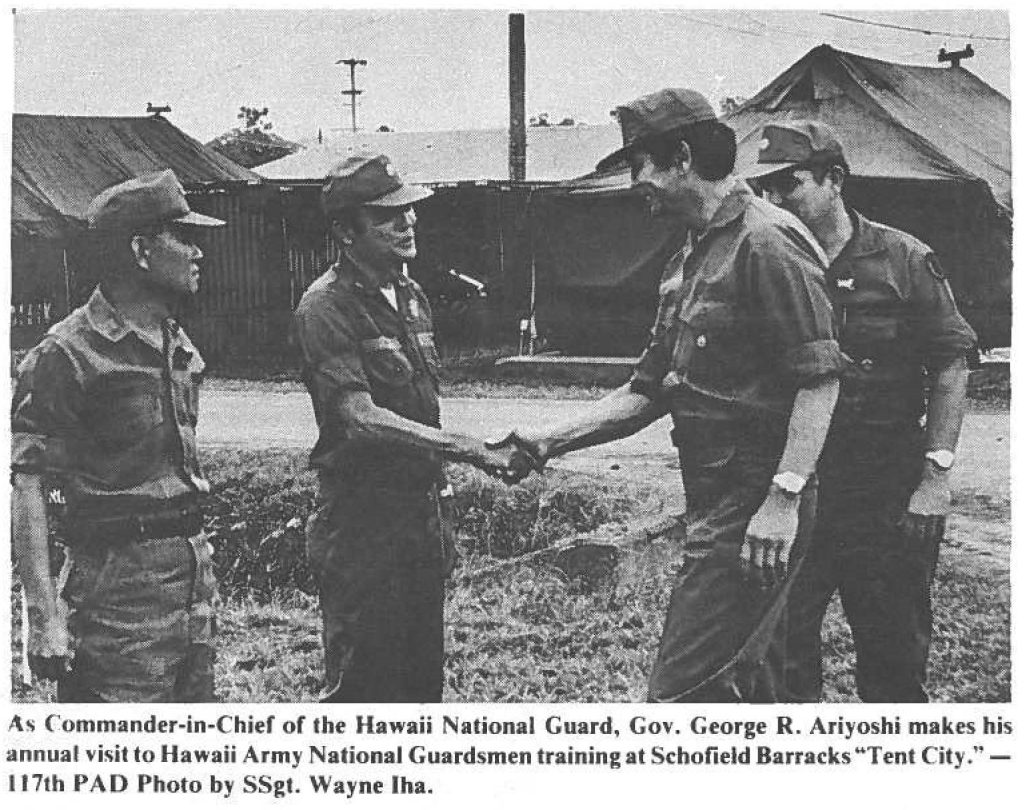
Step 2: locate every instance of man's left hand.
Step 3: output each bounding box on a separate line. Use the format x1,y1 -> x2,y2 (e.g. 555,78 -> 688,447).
897,465 -> 952,545
740,488 -> 800,586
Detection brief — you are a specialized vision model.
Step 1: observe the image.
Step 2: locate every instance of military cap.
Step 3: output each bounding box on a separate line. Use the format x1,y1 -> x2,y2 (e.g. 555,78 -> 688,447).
321,154 -> 432,215
86,169 -> 225,232
597,87 -> 719,171
745,120 -> 847,179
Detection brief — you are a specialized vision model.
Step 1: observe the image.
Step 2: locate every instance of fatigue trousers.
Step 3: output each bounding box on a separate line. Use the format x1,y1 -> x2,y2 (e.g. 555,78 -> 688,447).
306,476 -> 446,703
647,419 -> 815,703
59,534 -> 217,703
785,425 -> 938,702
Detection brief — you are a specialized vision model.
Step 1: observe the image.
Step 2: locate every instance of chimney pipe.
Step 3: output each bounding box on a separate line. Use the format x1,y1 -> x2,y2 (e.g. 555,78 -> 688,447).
508,13 -> 526,182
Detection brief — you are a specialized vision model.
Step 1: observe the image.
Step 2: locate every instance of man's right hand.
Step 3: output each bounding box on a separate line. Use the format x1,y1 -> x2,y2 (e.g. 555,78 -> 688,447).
26,611 -> 72,682
484,431 -> 545,484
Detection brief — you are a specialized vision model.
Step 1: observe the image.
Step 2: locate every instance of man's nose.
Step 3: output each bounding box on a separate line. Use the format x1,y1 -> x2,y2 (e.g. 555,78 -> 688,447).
192,244 -> 204,261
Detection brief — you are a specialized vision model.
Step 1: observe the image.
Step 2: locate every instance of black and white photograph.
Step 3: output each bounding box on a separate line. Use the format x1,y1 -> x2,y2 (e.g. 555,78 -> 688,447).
6,6 -> 1012,716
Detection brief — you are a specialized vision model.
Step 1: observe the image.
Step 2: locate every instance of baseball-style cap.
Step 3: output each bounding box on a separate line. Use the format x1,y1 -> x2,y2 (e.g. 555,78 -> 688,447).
86,169 -> 225,231
321,154 -> 433,215
745,120 -> 847,179
597,87 -> 719,172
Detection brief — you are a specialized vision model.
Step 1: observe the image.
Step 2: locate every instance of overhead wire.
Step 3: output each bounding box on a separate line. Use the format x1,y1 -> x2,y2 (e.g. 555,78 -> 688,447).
819,13 -> 1010,43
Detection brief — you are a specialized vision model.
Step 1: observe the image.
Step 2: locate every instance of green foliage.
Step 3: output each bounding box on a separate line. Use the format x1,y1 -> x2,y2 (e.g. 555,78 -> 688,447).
201,449 -> 663,598
203,449 -> 318,598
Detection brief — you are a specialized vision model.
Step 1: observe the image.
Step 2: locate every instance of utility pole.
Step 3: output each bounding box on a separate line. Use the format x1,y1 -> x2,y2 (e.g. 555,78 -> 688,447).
508,13 -> 526,182
336,58 -> 367,132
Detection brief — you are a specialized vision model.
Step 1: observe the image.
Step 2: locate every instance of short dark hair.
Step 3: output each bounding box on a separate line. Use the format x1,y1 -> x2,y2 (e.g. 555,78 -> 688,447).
633,120 -> 737,181
329,207 -> 370,237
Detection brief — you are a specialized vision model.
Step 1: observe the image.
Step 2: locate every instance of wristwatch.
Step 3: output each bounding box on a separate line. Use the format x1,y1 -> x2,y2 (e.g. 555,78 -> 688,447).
924,450 -> 956,471
771,471 -> 807,498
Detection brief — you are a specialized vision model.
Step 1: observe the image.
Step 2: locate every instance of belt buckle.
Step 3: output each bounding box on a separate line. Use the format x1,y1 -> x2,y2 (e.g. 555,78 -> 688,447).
134,513 -> 151,540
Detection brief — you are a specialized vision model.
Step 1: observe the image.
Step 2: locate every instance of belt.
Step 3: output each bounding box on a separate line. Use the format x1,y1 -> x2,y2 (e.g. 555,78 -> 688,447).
67,504 -> 204,545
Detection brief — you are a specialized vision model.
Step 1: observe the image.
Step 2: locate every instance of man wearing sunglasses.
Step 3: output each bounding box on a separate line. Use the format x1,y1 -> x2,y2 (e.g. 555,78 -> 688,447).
12,169 -> 224,701
292,154 -> 522,702
748,121 -> 976,702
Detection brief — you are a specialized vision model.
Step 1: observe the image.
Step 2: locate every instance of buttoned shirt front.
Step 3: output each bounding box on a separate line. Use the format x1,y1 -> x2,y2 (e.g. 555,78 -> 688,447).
11,286 -> 208,518
630,181 -> 843,422
293,256 -> 443,491
827,209 -> 977,427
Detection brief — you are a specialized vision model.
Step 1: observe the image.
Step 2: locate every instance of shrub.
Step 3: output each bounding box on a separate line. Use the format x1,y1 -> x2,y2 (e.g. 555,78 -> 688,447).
201,449 -> 664,599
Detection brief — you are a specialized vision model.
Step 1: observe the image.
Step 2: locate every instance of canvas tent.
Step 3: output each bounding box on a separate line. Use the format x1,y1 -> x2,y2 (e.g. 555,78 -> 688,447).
11,114 -> 265,354
529,44 -> 1011,353
13,114 -> 256,239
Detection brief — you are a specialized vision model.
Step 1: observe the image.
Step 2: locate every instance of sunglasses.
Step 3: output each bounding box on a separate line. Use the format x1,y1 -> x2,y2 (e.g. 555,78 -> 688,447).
759,170 -> 803,196
365,205 -> 415,227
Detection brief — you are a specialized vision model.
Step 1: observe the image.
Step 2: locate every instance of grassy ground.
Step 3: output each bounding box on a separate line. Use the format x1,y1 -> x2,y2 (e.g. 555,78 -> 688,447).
11,447 -> 1010,703
205,363 -> 1009,405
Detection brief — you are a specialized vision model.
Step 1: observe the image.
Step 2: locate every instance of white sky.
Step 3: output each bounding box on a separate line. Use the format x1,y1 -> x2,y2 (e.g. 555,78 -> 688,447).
11,8 -> 1013,144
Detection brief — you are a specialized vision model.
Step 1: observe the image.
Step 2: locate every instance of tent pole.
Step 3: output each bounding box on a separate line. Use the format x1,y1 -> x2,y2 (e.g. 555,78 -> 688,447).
62,248 -> 72,317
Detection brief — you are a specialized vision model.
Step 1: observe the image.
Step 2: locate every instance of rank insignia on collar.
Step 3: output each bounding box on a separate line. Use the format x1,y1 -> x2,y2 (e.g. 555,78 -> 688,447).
836,277 -> 856,290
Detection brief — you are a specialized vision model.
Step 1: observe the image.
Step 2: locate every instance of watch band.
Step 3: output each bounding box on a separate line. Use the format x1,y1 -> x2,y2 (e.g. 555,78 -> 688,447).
772,471 -> 807,497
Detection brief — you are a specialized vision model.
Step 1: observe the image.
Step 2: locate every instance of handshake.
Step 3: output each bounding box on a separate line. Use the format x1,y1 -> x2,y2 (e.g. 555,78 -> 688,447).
475,431 -> 548,485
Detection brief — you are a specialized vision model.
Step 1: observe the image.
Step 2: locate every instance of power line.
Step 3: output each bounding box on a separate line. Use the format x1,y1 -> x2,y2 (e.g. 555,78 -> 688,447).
673,13 -> 765,39
819,13 -> 1009,42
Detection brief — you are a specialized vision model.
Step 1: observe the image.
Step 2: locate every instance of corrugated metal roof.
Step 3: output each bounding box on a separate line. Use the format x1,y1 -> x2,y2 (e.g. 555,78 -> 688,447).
257,124 -> 622,184
13,114 -> 260,238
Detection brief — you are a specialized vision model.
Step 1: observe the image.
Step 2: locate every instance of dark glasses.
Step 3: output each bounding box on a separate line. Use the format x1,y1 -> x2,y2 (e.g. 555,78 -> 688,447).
759,170 -> 802,196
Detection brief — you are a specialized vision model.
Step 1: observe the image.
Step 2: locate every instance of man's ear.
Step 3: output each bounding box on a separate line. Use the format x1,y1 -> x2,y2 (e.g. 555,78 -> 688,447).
329,219 -> 354,246
674,139 -> 693,172
828,166 -> 846,192
130,235 -> 150,270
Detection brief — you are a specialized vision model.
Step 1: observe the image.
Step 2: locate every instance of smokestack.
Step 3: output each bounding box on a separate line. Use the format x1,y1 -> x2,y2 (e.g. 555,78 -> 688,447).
508,13 -> 526,182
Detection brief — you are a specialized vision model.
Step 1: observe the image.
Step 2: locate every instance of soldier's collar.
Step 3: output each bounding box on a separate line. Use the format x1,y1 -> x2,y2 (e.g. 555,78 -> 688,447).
341,251 -> 410,294
702,178 -> 751,234
841,209 -> 887,259
84,286 -> 177,353
84,286 -> 132,342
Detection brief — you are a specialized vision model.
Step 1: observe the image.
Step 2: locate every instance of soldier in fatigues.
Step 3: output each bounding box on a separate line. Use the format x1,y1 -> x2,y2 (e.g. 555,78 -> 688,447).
492,90 -> 843,702
12,170 -> 224,701
748,121 -> 977,701
293,155 -> 521,702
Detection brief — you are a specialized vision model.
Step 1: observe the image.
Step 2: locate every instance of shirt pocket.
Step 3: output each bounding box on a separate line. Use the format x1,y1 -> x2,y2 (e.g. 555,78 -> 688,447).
841,313 -> 900,361
677,301 -> 741,391
88,378 -> 163,449
360,336 -> 414,388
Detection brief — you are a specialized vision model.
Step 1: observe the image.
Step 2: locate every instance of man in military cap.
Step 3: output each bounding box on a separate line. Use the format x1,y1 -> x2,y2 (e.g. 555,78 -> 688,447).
12,169 -> 224,701
491,89 -> 843,701
293,154 -> 522,702
748,121 -> 976,702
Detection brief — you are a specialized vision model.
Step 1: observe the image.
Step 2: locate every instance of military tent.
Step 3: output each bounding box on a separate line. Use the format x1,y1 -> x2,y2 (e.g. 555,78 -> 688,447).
529,44 -> 1011,353
10,114 -> 282,360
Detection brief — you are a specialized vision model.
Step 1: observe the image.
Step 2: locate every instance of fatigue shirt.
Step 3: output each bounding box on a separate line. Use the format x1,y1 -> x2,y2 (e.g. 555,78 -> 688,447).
293,258 -> 443,492
630,181 -> 843,424
11,286 -> 208,518
827,210 -> 977,427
